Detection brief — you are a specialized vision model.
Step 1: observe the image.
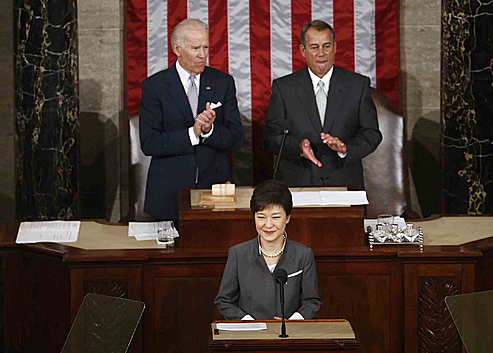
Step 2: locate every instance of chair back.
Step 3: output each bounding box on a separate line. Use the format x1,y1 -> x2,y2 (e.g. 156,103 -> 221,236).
362,88 -> 409,218
129,115 -> 153,221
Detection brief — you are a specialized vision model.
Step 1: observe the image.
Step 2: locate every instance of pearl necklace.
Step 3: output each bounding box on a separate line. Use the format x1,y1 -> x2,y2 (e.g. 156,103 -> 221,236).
259,233 -> 286,258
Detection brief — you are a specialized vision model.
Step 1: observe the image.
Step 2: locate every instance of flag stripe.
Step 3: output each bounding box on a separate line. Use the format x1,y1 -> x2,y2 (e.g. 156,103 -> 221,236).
271,0 -> 293,80
250,0 -> 271,123
228,0 -> 252,119
312,0 -> 333,27
375,0 -> 399,107
250,0 -> 272,181
147,0 -> 167,76
354,0 -> 376,86
189,0 -> 208,25
292,0 -> 311,72
333,0 -> 355,72
167,0 -> 187,66
125,0 -> 148,114
209,0 -> 229,73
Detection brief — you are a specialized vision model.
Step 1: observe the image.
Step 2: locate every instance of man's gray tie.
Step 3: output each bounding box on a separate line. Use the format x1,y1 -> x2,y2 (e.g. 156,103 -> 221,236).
187,75 -> 200,184
188,75 -> 198,118
316,80 -> 327,125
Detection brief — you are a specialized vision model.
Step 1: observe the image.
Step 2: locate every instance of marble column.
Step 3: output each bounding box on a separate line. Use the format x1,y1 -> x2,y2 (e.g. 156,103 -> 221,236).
0,1 -> 15,223
14,0 -> 79,220
441,0 -> 493,214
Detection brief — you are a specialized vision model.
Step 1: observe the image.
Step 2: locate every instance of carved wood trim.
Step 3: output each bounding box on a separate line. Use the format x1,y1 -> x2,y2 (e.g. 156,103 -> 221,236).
418,276 -> 461,353
83,280 -> 128,298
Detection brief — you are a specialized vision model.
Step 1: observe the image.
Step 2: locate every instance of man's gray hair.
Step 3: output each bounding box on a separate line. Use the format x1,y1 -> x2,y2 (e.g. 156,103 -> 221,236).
300,20 -> 336,46
171,19 -> 208,47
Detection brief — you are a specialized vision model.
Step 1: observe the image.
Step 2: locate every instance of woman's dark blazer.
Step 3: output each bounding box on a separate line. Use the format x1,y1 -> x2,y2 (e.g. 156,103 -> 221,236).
214,237 -> 322,320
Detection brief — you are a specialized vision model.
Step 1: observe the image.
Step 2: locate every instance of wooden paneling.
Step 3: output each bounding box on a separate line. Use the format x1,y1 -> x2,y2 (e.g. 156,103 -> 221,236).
316,261 -> 402,353
1,224 -> 490,353
403,263 -> 475,353
142,262 -> 225,353
2,250 -> 71,353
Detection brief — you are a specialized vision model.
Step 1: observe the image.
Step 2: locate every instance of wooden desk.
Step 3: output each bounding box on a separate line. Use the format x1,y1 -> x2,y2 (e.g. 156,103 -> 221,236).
209,319 -> 360,352
2,216 -> 493,353
179,187 -> 365,248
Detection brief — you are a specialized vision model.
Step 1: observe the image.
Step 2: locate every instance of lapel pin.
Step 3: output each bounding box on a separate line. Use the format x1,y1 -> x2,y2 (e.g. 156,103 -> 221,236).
206,86 -> 211,90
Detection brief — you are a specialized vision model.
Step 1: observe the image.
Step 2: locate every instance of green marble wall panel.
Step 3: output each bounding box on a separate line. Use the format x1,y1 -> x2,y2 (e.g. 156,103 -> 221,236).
14,0 -> 79,219
442,0 -> 493,214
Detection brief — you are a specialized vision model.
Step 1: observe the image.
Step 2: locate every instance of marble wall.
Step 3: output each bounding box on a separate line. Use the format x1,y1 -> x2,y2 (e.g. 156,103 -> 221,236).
14,0 -> 79,220
441,0 -> 493,214
0,1 -> 14,223
400,0 -> 442,217
78,0 -> 127,222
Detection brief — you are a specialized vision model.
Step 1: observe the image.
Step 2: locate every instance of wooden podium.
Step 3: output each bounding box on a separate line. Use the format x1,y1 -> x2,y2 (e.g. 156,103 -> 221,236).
179,187 -> 365,249
208,319 -> 360,352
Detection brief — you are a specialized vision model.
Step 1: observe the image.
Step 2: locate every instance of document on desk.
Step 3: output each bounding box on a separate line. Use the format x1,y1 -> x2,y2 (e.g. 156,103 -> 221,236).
128,222 -> 159,240
128,222 -> 180,241
216,323 -> 267,331
292,190 -> 368,206
16,221 -> 81,243
319,191 -> 369,205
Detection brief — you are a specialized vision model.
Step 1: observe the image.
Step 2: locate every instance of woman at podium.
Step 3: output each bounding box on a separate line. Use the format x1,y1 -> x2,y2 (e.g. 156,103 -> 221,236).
214,179 -> 321,320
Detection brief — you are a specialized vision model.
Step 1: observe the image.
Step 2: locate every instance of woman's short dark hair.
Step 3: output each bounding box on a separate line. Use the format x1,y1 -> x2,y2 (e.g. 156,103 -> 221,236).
250,179 -> 293,215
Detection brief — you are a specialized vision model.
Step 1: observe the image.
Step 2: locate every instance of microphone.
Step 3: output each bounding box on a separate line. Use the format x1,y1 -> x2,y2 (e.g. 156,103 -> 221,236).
274,268 -> 289,338
275,268 -> 287,284
273,130 -> 289,180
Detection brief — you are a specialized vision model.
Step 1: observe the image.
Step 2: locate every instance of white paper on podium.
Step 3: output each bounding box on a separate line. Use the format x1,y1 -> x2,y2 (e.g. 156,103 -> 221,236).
128,222 -> 180,241
319,191 -> 369,205
216,323 -> 267,331
292,190 -> 368,206
292,191 -> 322,206
128,222 -> 160,240
16,221 -> 81,243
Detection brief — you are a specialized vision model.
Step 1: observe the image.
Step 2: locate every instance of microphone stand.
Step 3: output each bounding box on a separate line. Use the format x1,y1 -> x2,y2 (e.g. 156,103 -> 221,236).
279,279 -> 289,338
274,268 -> 289,338
273,130 -> 289,180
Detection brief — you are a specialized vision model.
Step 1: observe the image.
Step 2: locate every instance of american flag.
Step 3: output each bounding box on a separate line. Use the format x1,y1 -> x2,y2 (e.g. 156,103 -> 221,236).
126,0 -> 399,179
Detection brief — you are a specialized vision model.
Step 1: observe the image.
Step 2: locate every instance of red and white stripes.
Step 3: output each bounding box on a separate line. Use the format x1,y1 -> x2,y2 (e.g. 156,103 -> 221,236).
126,0 -> 399,118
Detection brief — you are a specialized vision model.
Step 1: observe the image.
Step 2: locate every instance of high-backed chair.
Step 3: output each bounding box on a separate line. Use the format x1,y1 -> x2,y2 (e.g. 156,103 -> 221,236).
129,115 -> 153,221
362,88 -> 414,218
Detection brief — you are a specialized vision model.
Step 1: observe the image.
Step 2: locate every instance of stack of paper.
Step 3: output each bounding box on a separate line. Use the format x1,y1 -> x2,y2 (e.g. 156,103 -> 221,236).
16,221 -> 81,244
128,222 -> 179,241
292,190 -> 369,206
216,323 -> 267,331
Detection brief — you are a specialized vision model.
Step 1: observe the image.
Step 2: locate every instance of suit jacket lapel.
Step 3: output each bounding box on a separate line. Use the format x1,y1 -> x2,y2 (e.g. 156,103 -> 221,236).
165,63 -> 195,125
323,66 -> 347,132
198,67 -> 215,112
296,68 -> 323,132
253,237 -> 271,274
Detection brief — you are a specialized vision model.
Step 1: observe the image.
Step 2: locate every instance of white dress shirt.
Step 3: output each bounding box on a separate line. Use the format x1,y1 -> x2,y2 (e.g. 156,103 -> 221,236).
175,60 -> 214,145
307,66 -> 346,158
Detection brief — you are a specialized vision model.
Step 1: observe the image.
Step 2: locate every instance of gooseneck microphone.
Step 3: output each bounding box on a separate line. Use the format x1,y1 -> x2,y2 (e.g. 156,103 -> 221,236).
273,130 -> 289,180
274,268 -> 289,338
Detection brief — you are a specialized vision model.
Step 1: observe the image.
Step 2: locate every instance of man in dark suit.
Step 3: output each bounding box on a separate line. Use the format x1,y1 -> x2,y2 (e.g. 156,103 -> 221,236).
264,20 -> 382,189
140,19 -> 244,221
